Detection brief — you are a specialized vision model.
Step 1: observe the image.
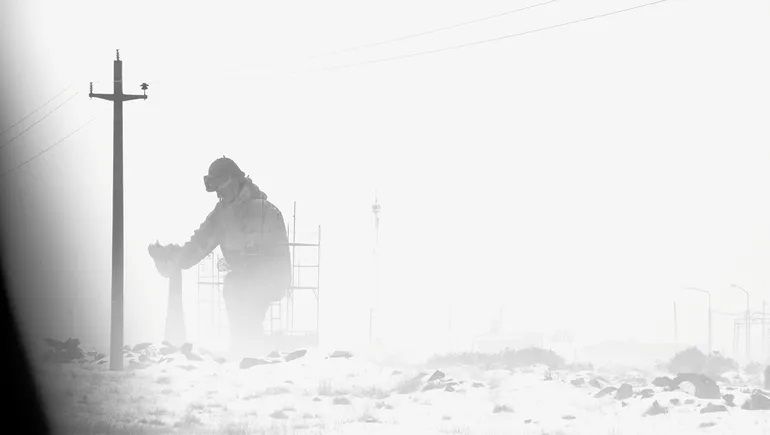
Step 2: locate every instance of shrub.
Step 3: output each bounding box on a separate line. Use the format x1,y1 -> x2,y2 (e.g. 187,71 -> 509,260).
426,347 -> 565,369
667,347 -> 705,374
666,348 -> 737,378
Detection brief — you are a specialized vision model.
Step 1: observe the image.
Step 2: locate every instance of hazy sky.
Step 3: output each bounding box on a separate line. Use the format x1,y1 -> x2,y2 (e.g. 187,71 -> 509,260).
2,0 -> 770,358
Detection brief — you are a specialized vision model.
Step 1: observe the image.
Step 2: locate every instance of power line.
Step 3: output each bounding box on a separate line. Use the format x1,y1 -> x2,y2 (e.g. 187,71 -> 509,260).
320,0 -> 559,57
0,86 -> 71,136
316,0 -> 674,73
0,91 -> 80,151
0,117 -> 96,179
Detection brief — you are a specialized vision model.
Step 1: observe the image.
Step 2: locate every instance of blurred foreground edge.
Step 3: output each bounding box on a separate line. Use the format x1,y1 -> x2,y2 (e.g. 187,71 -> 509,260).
0,262 -> 50,434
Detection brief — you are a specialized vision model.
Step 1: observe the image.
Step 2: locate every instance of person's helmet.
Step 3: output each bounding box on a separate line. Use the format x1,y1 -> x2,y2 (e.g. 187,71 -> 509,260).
204,156 -> 245,192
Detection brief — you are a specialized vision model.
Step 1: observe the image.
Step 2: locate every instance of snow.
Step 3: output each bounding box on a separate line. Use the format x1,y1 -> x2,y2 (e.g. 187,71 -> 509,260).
32,342 -> 770,434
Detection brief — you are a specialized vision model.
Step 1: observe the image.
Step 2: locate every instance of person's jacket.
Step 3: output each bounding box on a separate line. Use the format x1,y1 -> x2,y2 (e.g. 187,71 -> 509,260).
174,178 -> 290,287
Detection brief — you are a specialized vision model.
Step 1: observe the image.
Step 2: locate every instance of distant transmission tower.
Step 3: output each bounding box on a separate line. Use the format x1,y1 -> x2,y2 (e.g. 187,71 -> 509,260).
370,192 -> 381,344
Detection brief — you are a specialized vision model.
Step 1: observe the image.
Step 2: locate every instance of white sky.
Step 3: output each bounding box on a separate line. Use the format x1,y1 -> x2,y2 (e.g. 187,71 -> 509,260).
2,0 -> 770,358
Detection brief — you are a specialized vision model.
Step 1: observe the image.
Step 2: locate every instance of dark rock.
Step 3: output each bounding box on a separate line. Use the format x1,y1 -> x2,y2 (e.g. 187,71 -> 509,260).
594,386 -> 617,398
492,404 -> 514,413
43,337 -> 84,362
570,378 -> 585,387
723,394 -> 735,407
615,384 -> 633,400
284,349 -> 307,362
160,345 -> 178,355
638,388 -> 654,398
700,422 -> 716,428
589,378 -> 603,388
472,382 -> 485,388
765,366 -> 770,389
644,401 -> 668,416
444,385 -> 455,392
267,350 -> 281,358
524,419 -> 532,424
672,373 -> 720,399
652,376 -> 674,388
180,343 -> 193,354
700,403 -> 727,414
312,397 -> 322,402
428,370 -> 445,383
742,391 -> 770,410
669,398 -> 680,406
333,396 -> 351,405
562,415 -> 576,420
392,370 -> 402,375
269,410 -> 288,419
240,357 -> 271,369
132,342 -> 152,352
329,350 -> 353,359
684,399 -> 695,404
184,352 -> 203,361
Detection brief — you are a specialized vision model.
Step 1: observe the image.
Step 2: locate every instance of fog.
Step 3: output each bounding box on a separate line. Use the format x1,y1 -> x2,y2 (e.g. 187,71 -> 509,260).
2,1 -> 770,432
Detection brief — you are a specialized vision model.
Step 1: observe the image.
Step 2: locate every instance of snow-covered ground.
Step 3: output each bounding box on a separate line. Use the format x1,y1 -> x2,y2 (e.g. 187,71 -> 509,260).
33,341 -> 770,435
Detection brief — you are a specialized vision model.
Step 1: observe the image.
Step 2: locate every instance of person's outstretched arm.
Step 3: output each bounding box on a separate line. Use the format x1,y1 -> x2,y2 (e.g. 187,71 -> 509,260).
149,206 -> 223,274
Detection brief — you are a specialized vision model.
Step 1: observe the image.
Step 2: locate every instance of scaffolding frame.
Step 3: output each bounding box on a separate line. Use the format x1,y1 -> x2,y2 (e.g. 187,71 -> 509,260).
195,201 -> 321,348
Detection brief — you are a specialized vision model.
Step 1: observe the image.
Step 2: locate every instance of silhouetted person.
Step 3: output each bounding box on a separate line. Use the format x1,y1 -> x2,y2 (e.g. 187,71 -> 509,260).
149,157 -> 290,356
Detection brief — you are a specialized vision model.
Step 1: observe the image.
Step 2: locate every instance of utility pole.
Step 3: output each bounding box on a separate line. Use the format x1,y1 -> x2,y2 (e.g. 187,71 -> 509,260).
673,301 -> 678,347
370,193 -> 381,345
90,49 -> 148,370
731,284 -> 751,361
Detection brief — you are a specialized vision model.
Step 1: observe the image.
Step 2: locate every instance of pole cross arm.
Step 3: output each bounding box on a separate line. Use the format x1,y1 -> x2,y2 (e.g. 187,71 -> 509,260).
121,94 -> 147,102
90,93 -> 116,101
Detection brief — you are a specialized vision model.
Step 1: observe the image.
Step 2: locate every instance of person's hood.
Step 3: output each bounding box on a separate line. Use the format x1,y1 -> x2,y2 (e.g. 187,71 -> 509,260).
237,177 -> 268,201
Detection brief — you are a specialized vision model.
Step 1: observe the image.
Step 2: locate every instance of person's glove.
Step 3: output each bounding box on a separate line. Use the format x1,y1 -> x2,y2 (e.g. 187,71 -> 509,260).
148,242 -> 182,278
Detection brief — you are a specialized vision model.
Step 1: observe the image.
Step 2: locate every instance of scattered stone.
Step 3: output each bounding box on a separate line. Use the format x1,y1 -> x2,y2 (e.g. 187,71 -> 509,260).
132,342 -> 152,352
267,350 -> 281,358
589,378 -> 603,388
444,385 -> 455,392
765,366 -> 770,389
652,376 -> 674,389
699,422 -> 717,428
669,398 -> 680,406
160,345 -> 178,355
742,391 -> 770,410
428,370 -> 445,383
442,415 -> 452,421
43,338 -> 84,362
672,373 -> 720,399
329,350 -> 353,359
177,364 -> 196,371
493,404 -> 514,413
333,396 -> 351,405
644,401 -> 668,416
562,415 -> 576,420
239,358 -> 271,369
638,389 -> 654,398
184,352 -> 203,361
684,399 -> 695,405
269,410 -> 288,419
594,387 -> 617,398
570,378 -> 585,387
313,397 -> 322,402
360,415 -> 380,423
524,419 -> 532,424
284,349 -> 307,362
621,401 -> 628,407
392,370 -> 402,375
472,382 -> 485,388
615,384 -> 633,400
700,403 -> 727,414
723,394 -> 735,407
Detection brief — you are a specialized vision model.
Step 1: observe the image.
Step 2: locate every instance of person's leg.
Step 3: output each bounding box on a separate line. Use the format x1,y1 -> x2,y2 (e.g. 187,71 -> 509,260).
223,271 -> 249,358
